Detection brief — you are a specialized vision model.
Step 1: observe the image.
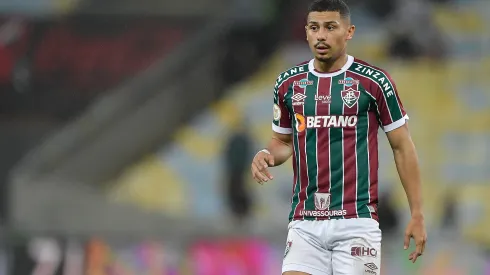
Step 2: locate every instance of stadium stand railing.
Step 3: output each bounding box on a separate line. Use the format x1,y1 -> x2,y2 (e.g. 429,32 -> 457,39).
8,15 -> 235,237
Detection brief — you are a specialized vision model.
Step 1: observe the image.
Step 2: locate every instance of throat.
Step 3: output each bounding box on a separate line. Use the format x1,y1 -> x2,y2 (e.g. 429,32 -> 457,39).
314,54 -> 348,73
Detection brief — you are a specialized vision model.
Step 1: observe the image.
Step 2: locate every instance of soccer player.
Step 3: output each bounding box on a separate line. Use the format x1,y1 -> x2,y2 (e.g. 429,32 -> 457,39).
250,0 -> 427,274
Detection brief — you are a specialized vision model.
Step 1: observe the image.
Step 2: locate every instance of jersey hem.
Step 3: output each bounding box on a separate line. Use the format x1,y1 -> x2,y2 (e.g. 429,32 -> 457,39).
289,212 -> 379,222
272,123 -> 293,134
383,114 -> 409,132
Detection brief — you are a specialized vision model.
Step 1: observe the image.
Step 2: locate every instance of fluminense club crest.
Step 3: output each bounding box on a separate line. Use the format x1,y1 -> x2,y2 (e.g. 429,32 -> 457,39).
341,88 -> 361,108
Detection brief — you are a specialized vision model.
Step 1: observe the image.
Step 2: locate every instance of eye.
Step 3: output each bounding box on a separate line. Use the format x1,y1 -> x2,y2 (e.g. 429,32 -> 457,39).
327,25 -> 336,31
310,25 -> 319,31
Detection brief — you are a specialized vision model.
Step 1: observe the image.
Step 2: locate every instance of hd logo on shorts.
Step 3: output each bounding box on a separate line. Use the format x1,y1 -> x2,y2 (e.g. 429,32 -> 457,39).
351,245 -> 378,258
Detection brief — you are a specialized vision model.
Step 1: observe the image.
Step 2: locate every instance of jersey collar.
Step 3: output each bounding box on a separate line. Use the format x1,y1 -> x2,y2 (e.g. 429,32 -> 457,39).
308,55 -> 354,78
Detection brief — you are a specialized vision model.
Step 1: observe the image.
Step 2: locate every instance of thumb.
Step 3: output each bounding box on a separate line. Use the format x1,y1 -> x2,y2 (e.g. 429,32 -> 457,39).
267,154 -> 275,167
404,232 -> 411,250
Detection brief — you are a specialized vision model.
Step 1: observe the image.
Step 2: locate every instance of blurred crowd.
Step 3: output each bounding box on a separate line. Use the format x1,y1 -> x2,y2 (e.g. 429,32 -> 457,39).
0,0 -> 489,274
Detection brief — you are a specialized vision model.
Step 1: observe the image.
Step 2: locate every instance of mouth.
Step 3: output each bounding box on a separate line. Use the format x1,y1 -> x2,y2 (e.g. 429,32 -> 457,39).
315,44 -> 330,54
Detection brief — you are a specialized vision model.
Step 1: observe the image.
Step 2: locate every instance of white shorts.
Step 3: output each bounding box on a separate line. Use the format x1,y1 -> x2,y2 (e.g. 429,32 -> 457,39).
282,218 -> 382,275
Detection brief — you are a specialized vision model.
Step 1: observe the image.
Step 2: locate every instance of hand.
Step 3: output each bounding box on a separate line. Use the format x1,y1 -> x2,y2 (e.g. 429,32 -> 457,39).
251,150 -> 275,184
404,215 -> 427,263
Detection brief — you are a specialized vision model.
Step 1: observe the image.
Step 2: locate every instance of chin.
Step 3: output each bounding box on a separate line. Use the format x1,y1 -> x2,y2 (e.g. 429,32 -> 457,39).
316,56 -> 332,62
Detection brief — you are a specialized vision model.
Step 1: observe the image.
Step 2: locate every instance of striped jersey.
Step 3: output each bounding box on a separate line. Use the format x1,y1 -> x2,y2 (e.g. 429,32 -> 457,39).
272,55 -> 408,222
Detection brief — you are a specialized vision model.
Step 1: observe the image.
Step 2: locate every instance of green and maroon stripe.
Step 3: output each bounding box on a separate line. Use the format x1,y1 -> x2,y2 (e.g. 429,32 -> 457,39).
315,77 -> 332,219
303,74 -> 319,221
352,60 -> 405,124
286,73 -> 309,221
346,68 -> 383,219
288,82 -> 301,221
289,73 -> 309,220
342,70 -> 360,218
329,72 -> 346,220
368,110 -> 379,220
349,72 -> 373,219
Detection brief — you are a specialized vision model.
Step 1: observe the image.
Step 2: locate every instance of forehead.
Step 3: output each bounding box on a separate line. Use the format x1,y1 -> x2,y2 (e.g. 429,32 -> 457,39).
307,11 -> 343,23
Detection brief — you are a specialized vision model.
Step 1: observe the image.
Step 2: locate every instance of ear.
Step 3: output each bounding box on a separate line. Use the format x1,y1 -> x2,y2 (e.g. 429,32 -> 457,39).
305,25 -> 308,41
346,24 -> 356,40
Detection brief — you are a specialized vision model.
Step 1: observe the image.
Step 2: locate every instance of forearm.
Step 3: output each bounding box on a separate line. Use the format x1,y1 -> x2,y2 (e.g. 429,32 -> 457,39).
266,136 -> 293,167
393,143 -> 423,218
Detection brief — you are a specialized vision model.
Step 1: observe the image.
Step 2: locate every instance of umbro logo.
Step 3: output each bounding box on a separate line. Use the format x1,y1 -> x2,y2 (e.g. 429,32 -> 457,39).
292,93 -> 307,106
364,262 -> 378,274
364,263 -> 378,270
292,93 -> 307,101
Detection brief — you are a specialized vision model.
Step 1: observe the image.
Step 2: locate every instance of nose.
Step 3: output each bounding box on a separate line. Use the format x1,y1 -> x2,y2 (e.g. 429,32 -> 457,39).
317,27 -> 328,41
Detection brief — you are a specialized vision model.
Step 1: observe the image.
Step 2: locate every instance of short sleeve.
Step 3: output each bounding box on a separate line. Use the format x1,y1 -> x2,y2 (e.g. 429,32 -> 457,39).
374,71 -> 409,132
272,79 -> 293,134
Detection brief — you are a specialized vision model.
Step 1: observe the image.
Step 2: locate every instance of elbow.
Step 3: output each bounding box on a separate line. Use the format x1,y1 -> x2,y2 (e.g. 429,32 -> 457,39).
392,142 -> 417,160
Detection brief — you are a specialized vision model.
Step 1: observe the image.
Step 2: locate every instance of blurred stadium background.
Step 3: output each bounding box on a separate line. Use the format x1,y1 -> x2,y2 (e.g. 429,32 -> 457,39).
0,0 -> 489,274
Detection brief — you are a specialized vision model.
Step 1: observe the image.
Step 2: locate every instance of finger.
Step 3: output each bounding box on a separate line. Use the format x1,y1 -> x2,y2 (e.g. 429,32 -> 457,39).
411,251 -> 420,263
412,254 -> 419,263
253,175 -> 263,185
415,240 -> 423,255
262,167 -> 274,180
421,238 -> 426,254
404,232 -> 411,250
252,163 -> 270,182
258,158 -> 269,169
251,163 -> 267,184
255,172 -> 269,183
267,154 -> 275,167
255,158 -> 273,180
408,252 -> 416,262
257,159 -> 272,179
408,234 -> 425,264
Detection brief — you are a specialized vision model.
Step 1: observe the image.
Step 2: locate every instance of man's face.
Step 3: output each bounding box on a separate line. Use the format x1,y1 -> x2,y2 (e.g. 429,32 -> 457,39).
305,11 -> 355,62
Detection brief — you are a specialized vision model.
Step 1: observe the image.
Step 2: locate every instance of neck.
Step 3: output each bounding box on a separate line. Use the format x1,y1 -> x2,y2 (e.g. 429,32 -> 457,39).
314,53 -> 348,73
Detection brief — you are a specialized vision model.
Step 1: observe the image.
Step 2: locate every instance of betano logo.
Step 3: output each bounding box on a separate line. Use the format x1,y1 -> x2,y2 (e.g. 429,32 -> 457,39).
294,114 -> 358,132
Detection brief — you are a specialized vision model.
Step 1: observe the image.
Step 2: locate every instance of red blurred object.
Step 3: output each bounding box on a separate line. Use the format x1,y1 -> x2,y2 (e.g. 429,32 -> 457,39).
189,239 -> 281,275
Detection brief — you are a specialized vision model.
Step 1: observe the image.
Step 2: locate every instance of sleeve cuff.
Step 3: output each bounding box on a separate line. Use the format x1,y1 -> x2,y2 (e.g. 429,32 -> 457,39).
383,114 -> 409,132
272,123 -> 293,134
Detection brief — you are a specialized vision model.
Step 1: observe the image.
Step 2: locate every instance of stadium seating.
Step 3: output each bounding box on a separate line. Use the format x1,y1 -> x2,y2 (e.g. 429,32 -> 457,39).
108,2 -> 490,271
1,16 -> 184,120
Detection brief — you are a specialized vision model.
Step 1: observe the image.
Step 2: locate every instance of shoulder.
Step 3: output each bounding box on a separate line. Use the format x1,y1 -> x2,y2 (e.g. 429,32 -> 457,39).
349,58 -> 394,78
274,60 -> 310,90
348,57 -> 397,97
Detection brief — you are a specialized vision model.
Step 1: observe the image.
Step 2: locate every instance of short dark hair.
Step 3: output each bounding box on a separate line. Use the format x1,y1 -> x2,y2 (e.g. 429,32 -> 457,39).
308,0 -> 351,19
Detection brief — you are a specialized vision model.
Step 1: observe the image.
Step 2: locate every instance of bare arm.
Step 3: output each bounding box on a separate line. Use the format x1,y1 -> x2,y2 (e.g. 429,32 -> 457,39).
266,132 -> 293,167
386,124 -> 423,218
386,123 -> 427,262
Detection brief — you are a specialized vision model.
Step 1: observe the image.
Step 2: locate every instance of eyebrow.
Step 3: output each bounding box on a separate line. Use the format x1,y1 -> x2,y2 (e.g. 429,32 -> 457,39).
308,20 -> 340,25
